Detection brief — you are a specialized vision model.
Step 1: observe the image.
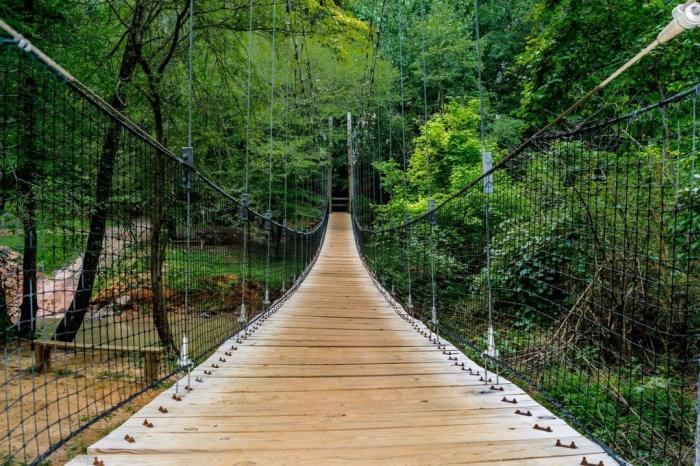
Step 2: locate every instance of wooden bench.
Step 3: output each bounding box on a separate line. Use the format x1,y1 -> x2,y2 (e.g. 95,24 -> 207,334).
33,340 -> 166,384
171,238 -> 205,250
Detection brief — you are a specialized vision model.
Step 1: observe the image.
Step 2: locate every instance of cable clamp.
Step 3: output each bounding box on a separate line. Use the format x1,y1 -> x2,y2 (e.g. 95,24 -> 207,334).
431,305 -> 438,325
674,2 -> 700,30
181,147 -> 193,189
482,151 -> 494,195
657,2 -> 700,44
483,326 -> 499,359
17,35 -> 32,53
179,335 -> 191,367
428,198 -> 436,225
240,194 -> 249,221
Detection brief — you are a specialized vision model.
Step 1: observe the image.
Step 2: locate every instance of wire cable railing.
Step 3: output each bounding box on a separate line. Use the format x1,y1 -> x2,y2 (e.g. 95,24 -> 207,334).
353,85 -> 700,465
0,34 -> 328,465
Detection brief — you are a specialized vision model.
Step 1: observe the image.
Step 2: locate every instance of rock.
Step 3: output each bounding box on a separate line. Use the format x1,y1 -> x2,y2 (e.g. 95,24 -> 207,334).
116,294 -> 131,306
92,303 -> 116,320
0,246 -> 23,319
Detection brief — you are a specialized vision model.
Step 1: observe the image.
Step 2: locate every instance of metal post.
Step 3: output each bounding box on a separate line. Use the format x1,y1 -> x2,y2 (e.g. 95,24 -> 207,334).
180,146 -> 194,393
328,116 -> 333,210
239,194 -> 249,323
482,150 -> 498,385
347,112 -> 353,212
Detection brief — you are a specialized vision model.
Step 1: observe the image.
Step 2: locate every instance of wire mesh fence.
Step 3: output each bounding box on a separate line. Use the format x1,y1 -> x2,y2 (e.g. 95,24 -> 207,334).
0,38 -> 327,465
353,86 -> 700,465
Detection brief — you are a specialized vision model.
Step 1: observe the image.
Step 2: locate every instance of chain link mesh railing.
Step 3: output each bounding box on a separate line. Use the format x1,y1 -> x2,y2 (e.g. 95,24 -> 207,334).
353,86 -> 700,465
0,37 -> 327,465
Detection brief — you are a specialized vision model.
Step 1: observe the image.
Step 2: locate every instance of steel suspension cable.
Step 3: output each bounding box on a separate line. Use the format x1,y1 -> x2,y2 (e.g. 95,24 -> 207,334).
416,0 -> 438,335
264,0 -> 278,308
397,8 -> 413,313
472,0 -> 499,386
240,0 -> 255,323
282,19 -> 292,292
177,0 -> 195,396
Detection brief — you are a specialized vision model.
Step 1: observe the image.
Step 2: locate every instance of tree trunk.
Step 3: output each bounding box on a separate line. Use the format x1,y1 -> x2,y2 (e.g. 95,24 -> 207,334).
149,94 -> 175,352
17,69 -> 38,337
17,191 -> 38,336
52,0 -> 147,342
138,0 -> 191,354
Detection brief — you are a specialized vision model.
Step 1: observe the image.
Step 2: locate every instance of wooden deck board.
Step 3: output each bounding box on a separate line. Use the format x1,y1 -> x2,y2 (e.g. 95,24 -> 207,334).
67,213 -> 615,465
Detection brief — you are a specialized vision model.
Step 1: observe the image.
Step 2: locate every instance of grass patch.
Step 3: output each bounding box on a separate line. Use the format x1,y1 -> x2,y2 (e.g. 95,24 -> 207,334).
0,218 -> 88,274
165,246 -> 302,293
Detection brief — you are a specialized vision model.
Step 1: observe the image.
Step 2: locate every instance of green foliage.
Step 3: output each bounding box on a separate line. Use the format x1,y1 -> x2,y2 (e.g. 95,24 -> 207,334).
515,0 -> 700,127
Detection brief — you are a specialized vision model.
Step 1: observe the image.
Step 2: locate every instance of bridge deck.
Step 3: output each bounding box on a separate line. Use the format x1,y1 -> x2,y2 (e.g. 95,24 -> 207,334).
68,213 -> 614,465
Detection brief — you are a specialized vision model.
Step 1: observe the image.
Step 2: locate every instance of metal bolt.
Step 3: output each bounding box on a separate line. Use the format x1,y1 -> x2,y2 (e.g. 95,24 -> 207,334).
555,439 -> 577,449
501,397 -> 517,404
172,394 -> 182,401
124,434 -> 135,443
490,385 -> 504,392
158,406 -> 168,413
533,424 -> 552,432
143,419 -> 154,428
92,457 -> 105,466
580,458 -> 604,466
515,409 -> 532,416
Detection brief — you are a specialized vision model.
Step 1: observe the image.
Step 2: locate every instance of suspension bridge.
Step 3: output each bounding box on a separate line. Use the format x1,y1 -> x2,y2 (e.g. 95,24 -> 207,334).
61,213 -> 613,466
1,1 -> 700,465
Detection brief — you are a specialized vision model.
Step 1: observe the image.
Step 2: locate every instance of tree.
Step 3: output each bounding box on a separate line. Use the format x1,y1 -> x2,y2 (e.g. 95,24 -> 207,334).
136,1 -> 191,354
52,0 -> 149,342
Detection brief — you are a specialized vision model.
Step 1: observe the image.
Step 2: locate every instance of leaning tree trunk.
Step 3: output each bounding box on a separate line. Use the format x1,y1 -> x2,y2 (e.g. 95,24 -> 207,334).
52,1 -> 147,342
52,126 -> 121,341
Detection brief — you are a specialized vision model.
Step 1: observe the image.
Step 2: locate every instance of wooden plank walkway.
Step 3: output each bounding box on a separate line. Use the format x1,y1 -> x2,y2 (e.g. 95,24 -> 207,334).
68,213 -> 615,466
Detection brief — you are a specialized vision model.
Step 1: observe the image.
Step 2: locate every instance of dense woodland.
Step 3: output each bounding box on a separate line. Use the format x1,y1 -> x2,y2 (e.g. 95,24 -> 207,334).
3,0 -> 698,211
3,0 -> 699,207
1,0 -> 700,464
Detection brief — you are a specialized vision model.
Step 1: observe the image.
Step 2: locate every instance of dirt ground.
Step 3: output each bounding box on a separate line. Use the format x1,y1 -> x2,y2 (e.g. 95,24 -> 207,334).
0,340 -> 173,465
46,383 -> 166,465
1,309 -> 240,465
